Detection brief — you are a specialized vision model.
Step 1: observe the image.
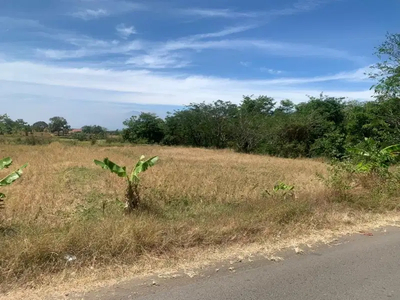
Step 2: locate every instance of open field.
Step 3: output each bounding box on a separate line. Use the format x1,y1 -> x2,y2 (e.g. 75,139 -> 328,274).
1,143 -> 400,294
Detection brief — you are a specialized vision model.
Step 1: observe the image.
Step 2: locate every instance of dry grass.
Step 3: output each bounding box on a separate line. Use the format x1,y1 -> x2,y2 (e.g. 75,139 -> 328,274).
0,143 -> 399,294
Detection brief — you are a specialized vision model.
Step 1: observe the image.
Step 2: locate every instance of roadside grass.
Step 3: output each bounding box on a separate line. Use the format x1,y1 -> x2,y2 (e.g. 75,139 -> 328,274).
0,143 -> 399,292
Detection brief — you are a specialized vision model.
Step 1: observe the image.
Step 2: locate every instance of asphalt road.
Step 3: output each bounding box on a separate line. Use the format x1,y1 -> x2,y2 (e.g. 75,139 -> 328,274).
81,227 -> 400,300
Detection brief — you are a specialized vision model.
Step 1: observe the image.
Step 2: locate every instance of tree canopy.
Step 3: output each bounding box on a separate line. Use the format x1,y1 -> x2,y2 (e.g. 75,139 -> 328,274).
49,117 -> 70,136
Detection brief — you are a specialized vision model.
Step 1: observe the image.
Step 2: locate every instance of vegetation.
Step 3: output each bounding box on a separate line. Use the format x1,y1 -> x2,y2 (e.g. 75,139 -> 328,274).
347,138 -> 400,174
94,155 -> 158,212
48,116 -> 70,136
0,144 -> 399,293
369,32 -> 400,98
31,121 -> 48,132
123,113 -> 165,144
0,157 -> 28,209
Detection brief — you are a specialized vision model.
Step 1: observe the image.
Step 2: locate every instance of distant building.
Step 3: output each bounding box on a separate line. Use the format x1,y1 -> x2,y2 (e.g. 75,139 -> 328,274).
70,128 -> 82,134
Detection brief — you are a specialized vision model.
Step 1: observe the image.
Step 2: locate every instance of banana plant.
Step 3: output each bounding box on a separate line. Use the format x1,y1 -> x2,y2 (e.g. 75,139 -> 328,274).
347,138 -> 400,172
94,155 -> 158,213
0,157 -> 28,209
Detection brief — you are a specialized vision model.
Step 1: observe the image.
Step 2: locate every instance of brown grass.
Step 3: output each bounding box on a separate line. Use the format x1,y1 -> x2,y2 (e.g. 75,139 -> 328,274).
0,143 -> 399,294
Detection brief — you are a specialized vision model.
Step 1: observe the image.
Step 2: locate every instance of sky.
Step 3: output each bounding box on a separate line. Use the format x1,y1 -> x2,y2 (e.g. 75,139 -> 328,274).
0,0 -> 399,129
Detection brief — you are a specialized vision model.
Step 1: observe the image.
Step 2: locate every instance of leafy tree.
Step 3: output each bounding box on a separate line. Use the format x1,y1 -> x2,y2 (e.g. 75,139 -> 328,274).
0,114 -> 15,135
13,119 -> 30,136
82,125 -> 106,135
123,113 -> 165,144
369,33 -> 400,98
164,101 -> 237,149
231,95 -> 277,153
241,95 -> 276,116
32,121 -> 48,132
275,99 -> 295,115
49,117 -> 70,136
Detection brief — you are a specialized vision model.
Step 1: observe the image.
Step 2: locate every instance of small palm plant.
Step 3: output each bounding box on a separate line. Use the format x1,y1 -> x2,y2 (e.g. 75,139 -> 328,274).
94,155 -> 158,213
0,157 -> 28,209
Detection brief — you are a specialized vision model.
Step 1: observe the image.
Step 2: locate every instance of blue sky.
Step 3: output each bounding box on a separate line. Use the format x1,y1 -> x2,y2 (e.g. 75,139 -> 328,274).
0,0 -> 399,129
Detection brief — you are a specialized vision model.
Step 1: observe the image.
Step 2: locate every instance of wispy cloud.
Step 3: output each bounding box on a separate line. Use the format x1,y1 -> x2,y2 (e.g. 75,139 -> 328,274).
178,8 -> 259,18
116,24 -> 137,39
240,61 -> 251,67
158,38 -> 363,63
260,68 -> 284,75
70,0 -> 146,20
123,25 -> 257,69
0,61 -> 372,106
0,16 -> 43,30
126,54 -> 190,69
188,25 -> 258,40
179,0 -> 339,20
71,9 -> 109,20
36,40 -> 143,59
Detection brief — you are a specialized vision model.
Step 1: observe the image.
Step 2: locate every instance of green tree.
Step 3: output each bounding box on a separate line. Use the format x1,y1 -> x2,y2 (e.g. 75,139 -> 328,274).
123,113 -> 165,144
32,121 -> 48,132
0,114 -> 14,135
241,95 -> 276,116
275,99 -> 295,115
82,125 -> 106,135
12,119 -> 30,135
164,101 -> 237,148
369,33 -> 400,97
233,95 -> 276,153
49,116 -> 70,136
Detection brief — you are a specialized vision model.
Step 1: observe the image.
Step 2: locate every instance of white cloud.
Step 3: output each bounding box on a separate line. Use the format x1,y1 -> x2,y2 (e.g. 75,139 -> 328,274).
36,40 -> 143,59
70,1 -> 146,20
159,38 -> 363,63
126,54 -> 190,69
71,9 -> 109,20
0,16 -> 43,29
116,24 -> 137,39
260,68 -> 283,75
179,0 -> 338,20
0,61 -> 373,109
188,25 -> 257,40
240,61 -> 251,67
178,8 -> 259,18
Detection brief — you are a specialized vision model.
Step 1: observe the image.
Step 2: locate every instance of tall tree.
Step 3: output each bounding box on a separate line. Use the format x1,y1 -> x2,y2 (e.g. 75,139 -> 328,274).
369,33 -> 400,98
32,121 -> 48,132
49,117 -> 70,136
123,113 -> 165,144
82,125 -> 107,136
13,119 -> 31,136
0,114 -> 14,135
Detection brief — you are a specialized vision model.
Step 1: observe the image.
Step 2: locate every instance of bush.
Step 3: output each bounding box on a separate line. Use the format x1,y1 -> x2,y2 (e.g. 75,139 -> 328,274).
24,134 -> 53,145
71,132 -> 88,141
105,135 -> 123,144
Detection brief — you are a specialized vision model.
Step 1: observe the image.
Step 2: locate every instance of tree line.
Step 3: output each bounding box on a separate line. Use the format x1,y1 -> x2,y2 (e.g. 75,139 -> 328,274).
122,33 -> 400,159
1,33 -> 399,159
121,95 -> 400,158
0,116 -> 109,138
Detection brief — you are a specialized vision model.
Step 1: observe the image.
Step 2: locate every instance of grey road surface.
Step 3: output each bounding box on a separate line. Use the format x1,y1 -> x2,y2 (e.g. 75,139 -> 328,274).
81,227 -> 400,300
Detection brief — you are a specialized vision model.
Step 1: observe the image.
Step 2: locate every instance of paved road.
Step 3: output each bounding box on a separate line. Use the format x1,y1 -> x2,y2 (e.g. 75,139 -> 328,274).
81,227 -> 400,300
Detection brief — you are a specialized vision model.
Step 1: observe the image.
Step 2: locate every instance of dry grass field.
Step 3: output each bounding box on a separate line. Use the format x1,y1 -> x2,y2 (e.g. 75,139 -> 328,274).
0,143 -> 399,294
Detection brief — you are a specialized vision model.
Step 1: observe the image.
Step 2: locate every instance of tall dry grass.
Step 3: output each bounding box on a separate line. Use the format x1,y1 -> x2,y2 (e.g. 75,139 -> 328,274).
0,143 -> 399,292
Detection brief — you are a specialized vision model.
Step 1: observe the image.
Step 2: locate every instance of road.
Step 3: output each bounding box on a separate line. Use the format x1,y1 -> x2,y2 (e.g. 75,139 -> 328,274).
80,227 -> 400,300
